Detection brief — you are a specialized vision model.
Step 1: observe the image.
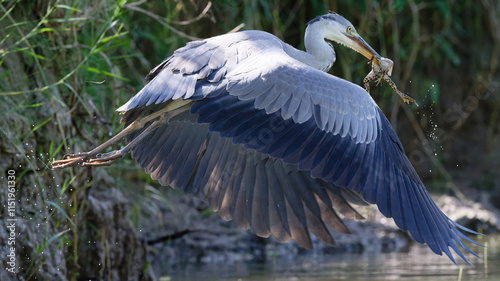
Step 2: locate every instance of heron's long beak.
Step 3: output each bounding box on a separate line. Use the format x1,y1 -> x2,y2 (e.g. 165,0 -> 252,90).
347,34 -> 381,64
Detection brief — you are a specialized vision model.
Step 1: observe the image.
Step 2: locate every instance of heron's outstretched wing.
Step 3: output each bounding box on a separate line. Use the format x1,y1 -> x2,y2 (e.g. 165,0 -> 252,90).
119,32 -> 481,263
190,91 -> 480,264
130,119 -> 367,249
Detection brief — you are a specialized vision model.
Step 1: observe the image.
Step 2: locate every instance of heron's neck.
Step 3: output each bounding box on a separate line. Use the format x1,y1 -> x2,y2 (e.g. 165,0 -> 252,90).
284,24 -> 336,72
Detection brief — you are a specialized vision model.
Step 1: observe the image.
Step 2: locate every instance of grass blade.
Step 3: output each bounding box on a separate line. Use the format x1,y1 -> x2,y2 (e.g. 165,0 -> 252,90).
45,200 -> 76,227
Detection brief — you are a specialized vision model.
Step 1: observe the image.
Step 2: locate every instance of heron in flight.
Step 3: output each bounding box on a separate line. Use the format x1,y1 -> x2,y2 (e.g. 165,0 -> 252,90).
53,12 -> 481,264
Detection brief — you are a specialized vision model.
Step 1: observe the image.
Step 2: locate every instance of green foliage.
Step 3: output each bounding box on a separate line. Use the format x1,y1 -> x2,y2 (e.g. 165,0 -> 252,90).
0,0 -> 498,279
45,201 -> 76,227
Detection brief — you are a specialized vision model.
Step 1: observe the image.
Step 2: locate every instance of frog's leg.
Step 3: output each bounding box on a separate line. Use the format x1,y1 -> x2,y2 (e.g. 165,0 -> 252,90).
363,71 -> 373,93
383,75 -> 419,106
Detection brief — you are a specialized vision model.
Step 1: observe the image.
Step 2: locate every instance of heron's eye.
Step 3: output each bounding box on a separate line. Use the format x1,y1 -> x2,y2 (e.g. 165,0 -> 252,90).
347,26 -> 353,33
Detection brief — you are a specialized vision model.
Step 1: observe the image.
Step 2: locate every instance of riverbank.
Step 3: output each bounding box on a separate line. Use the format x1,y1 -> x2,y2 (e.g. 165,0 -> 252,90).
139,187 -> 499,271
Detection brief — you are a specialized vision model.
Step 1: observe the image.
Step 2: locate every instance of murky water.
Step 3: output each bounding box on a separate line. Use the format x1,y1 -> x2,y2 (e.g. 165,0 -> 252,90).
163,235 -> 499,281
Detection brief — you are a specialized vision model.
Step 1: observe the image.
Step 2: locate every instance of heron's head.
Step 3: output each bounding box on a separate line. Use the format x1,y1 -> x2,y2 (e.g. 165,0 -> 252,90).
307,12 -> 381,63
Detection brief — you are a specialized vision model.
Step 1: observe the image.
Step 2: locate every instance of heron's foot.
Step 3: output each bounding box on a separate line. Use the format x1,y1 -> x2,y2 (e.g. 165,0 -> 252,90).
81,150 -> 124,167
52,150 -> 125,169
51,153 -> 91,169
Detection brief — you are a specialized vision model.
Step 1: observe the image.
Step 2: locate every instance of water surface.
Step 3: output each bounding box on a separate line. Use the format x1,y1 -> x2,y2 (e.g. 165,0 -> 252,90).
164,235 -> 499,281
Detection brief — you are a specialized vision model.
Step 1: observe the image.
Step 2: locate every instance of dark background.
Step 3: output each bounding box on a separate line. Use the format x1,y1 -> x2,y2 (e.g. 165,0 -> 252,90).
0,0 -> 498,280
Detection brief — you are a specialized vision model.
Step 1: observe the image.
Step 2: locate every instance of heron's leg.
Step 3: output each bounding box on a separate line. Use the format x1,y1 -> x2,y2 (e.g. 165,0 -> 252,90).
51,119 -> 145,168
81,103 -> 191,166
80,116 -> 170,167
51,99 -> 192,169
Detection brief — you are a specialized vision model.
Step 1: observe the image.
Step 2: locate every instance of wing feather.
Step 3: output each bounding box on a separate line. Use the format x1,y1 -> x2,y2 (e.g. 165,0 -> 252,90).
251,160 -> 271,237
128,120 -> 366,248
266,160 -> 292,240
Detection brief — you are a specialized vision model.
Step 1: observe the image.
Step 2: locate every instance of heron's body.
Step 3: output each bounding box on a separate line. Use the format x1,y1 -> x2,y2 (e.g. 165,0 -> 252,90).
53,13 -> 481,264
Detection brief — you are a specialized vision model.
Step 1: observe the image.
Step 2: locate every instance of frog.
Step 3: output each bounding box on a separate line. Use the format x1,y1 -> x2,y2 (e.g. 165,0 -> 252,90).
363,57 -> 418,106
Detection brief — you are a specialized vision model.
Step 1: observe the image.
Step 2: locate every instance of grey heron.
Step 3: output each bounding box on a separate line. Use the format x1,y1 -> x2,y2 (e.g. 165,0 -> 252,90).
53,12 -> 481,264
